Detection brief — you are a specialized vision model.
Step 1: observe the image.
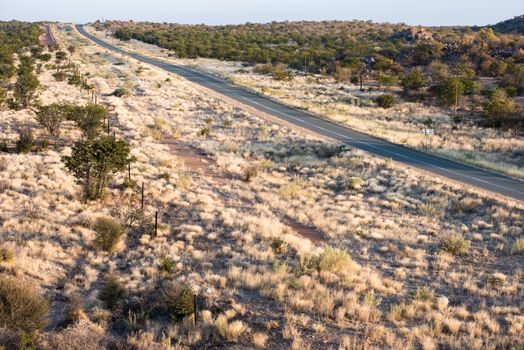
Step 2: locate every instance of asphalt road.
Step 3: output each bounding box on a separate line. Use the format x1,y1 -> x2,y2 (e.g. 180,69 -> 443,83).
76,25 -> 524,202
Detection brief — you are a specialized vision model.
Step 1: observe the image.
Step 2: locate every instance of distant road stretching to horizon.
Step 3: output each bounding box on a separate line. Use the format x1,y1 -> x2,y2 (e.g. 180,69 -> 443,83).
76,24 -> 524,203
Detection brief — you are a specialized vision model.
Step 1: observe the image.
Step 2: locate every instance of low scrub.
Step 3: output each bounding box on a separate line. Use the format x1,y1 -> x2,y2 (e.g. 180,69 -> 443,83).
163,284 -> 195,320
0,277 -> 49,333
440,233 -> 469,255
93,217 -> 125,252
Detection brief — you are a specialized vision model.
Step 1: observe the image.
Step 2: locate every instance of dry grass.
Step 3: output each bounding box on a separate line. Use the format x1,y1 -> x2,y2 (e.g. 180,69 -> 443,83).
0,23 -> 521,350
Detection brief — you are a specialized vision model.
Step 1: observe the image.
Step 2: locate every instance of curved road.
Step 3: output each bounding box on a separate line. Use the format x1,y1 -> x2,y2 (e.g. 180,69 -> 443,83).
76,25 -> 524,202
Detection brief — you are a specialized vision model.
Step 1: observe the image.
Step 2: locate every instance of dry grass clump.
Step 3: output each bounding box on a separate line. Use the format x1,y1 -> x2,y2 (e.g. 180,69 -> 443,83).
0,277 -> 49,333
92,217 -> 125,252
439,233 -> 470,255
317,247 -> 357,275
0,247 -> 14,263
252,332 -> 268,348
215,314 -> 249,341
510,238 -> 524,255
280,177 -> 307,199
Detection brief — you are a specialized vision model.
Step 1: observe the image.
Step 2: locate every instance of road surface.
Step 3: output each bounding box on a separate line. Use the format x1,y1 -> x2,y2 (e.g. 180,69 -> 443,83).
76,24 -> 524,202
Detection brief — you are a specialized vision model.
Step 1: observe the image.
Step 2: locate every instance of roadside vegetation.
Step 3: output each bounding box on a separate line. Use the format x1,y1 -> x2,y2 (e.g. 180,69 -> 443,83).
0,22 -> 522,350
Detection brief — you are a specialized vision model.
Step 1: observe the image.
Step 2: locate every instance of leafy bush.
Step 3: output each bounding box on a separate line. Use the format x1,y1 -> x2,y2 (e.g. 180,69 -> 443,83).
62,135 -> 132,200
15,129 -> 34,153
270,238 -> 288,254
93,217 -> 125,252
164,285 -> 195,320
35,103 -> 72,137
440,233 -> 469,255
12,56 -> 40,109
75,104 -> 107,140
52,71 -> 67,81
375,94 -> 395,108
243,165 -> 258,182
0,276 -> 49,333
482,88 -> 519,128
99,275 -> 125,310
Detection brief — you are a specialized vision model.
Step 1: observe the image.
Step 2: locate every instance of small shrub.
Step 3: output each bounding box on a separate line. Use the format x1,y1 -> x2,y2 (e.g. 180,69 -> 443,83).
52,71 -> 67,81
243,165 -> 258,182
175,174 -> 193,189
158,256 -> 176,273
280,178 -> 307,199
0,276 -> 49,333
414,287 -> 434,302
164,285 -> 195,320
270,238 -> 288,254
110,87 -> 131,97
511,238 -> 524,255
93,217 -> 125,252
346,176 -> 363,190
418,202 -> 443,217
0,140 -> 7,153
15,129 -> 34,153
440,233 -> 469,255
375,94 -> 396,108
199,126 -> 210,137
486,273 -> 507,288
157,172 -> 171,181
99,275 -> 125,310
0,247 -> 14,263
317,247 -> 355,274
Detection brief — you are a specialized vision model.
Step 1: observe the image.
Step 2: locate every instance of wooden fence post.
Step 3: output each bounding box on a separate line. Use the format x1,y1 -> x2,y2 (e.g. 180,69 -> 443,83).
141,182 -> 144,210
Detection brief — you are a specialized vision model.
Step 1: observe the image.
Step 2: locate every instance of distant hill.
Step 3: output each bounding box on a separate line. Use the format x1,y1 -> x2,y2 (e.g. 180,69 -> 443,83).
491,15 -> 524,34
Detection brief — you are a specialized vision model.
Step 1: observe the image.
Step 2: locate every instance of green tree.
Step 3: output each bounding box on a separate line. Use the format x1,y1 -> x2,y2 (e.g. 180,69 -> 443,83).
482,89 -> 518,128
35,103 -> 72,137
62,135 -> 132,200
435,77 -> 465,113
376,73 -> 398,90
0,47 -> 15,82
12,56 -> 40,109
411,42 -> 443,66
75,104 -> 107,140
402,68 -> 427,95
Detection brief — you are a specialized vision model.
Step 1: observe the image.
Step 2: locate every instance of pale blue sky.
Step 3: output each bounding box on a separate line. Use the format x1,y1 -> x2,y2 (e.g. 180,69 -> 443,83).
0,0 -> 522,26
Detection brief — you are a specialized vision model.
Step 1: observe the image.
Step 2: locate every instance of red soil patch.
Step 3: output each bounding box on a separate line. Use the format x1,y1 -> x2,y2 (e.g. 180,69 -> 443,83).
161,138 -> 326,244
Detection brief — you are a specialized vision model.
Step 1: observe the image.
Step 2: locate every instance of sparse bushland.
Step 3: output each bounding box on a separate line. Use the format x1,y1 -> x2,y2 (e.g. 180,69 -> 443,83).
92,217 -> 125,252
0,277 -> 49,333
12,56 -> 40,109
1,24 -> 522,349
